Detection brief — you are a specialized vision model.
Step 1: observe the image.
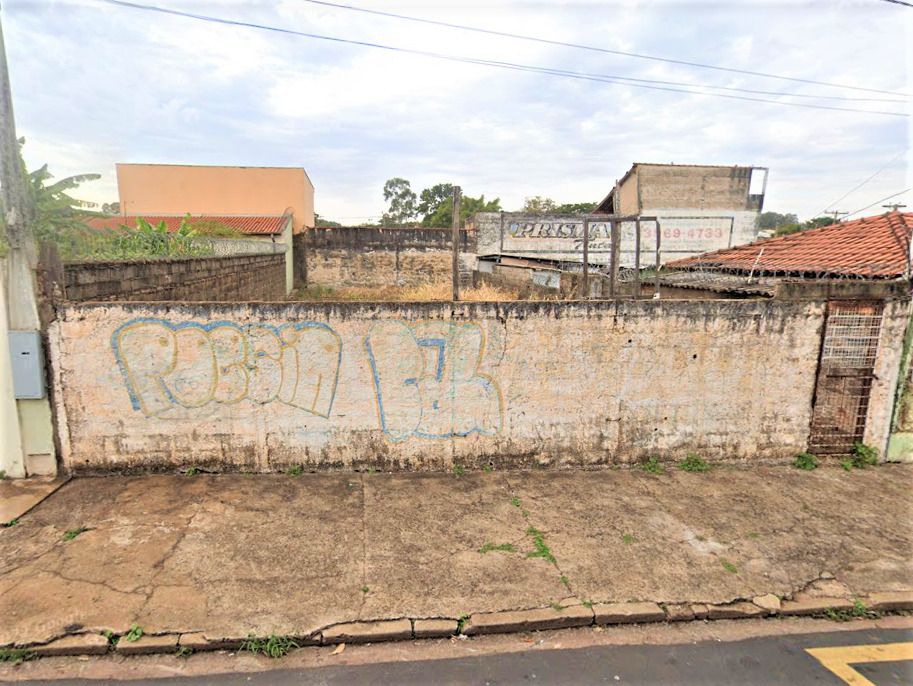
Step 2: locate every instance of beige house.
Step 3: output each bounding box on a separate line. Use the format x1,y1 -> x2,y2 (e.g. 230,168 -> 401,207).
116,164 -> 315,233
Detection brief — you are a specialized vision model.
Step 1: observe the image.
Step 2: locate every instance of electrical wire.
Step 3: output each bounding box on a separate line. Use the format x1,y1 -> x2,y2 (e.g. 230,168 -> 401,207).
301,0 -> 911,97
845,188 -> 911,218
95,0 -> 910,118
816,150 -> 907,216
877,0 -> 913,7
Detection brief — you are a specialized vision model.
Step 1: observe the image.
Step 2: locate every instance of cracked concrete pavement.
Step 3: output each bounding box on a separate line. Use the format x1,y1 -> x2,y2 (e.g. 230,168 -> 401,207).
0,464 -> 911,648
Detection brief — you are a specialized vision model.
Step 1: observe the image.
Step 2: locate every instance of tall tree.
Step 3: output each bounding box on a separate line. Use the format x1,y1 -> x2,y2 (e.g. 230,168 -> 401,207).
424,193 -> 501,227
25,163 -> 100,244
759,211 -> 798,230
522,196 -> 557,213
554,202 -> 597,214
417,183 -> 453,222
381,177 -> 417,225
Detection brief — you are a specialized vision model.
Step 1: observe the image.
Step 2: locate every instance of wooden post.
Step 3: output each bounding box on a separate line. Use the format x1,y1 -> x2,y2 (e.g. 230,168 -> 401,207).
654,219 -> 662,298
451,185 -> 461,301
581,217 -> 589,299
634,218 -> 641,299
609,219 -> 619,298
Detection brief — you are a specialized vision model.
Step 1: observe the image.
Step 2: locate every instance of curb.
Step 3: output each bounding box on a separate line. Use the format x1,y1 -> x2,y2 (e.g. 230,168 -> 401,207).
4,591 -> 911,659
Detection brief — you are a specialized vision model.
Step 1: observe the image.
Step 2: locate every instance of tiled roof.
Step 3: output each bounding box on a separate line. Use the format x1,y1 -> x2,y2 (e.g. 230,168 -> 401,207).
667,211 -> 912,279
84,215 -> 287,235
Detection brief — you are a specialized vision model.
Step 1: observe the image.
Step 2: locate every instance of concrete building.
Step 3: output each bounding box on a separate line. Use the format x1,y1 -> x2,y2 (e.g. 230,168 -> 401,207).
595,162 -> 768,260
116,164 -> 315,233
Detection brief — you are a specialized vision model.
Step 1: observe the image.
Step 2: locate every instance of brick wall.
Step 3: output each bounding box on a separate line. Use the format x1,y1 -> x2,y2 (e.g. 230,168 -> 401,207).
294,227 -> 476,289
63,254 -> 286,302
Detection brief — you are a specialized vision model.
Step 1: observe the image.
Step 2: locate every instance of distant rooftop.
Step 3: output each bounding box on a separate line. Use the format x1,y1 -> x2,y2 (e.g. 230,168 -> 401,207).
85,215 -> 288,236
667,211 -> 912,280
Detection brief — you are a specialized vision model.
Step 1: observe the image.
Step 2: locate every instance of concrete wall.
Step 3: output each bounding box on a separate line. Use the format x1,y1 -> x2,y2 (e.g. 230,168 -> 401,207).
474,212 -> 759,265
63,254 -> 286,302
633,165 -> 756,211
297,227 -> 477,289
117,164 -> 315,232
47,297 -> 907,474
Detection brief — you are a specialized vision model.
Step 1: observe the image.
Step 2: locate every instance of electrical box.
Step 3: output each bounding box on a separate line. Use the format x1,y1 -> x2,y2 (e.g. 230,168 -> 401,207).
9,331 -> 46,399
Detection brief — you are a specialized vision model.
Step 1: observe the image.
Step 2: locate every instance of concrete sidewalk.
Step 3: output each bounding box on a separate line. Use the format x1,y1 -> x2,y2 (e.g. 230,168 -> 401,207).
1,465 -> 911,654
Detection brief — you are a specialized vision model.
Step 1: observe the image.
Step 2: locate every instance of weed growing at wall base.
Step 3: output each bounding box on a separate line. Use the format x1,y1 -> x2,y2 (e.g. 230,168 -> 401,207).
793,452 -> 819,470
851,442 -> 878,468
823,600 -> 880,622
124,624 -> 143,642
63,527 -> 88,541
640,456 -> 665,474
678,454 -> 710,472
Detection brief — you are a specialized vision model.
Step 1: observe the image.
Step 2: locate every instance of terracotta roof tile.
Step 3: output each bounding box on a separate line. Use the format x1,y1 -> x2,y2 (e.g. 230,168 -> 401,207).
667,211 -> 912,279
84,215 -> 287,235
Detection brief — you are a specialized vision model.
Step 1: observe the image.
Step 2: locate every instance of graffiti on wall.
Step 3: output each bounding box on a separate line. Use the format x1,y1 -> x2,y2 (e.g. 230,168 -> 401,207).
112,318 -> 341,417
365,321 -> 503,441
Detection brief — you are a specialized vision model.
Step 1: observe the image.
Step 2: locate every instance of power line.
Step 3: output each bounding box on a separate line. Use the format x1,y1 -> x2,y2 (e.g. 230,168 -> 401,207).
95,0 -> 910,118
845,188 -> 911,218
816,150 -> 907,216
301,0 -> 911,97
877,0 -> 913,7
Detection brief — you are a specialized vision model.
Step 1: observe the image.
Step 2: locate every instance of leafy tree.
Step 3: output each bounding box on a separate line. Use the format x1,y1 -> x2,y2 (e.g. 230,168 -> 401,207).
423,193 -> 501,228
381,177 -> 417,225
314,213 -> 342,228
759,211 -> 798,230
101,201 -> 120,215
522,196 -> 557,213
26,163 -> 100,245
417,183 -> 453,221
554,202 -> 597,214
773,215 -> 837,237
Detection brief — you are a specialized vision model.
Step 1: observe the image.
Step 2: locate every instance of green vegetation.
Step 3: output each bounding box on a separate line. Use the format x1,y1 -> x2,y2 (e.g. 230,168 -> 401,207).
793,452 -> 819,470
678,454 -> 711,472
0,470 -> 6,480
3,518 -> 19,528
622,534 -> 636,545
456,613 -> 470,633
286,465 -> 303,477
63,527 -> 88,541
720,559 -> 738,574
451,464 -> 466,477
124,624 -> 144,642
525,526 -> 557,565
850,442 -> 878,468
747,532 -> 760,539
772,214 -> 836,237
581,599 -> 593,609
560,575 -> 570,589
175,645 -> 194,658
640,456 -> 665,474
361,586 -> 369,594
482,464 -> 494,473
0,648 -> 36,665
510,496 -> 521,508
478,542 -> 517,554
102,629 -> 119,646
823,600 -> 879,622
241,634 -> 299,658
182,467 -> 200,476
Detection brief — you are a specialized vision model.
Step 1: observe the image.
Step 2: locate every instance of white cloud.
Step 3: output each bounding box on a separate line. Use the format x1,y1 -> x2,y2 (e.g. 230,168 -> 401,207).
2,0 -> 908,221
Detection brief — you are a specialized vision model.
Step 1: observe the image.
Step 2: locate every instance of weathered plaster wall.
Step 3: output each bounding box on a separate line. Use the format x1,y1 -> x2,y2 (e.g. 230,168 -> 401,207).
296,227 -> 476,289
50,300 -> 835,474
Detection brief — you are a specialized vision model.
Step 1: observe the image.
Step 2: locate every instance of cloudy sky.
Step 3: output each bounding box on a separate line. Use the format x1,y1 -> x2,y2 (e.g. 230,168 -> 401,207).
4,0 -> 910,223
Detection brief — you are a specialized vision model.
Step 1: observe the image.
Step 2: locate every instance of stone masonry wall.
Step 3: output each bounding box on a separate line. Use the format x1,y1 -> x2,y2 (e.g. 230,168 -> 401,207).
296,227 -> 476,289
64,254 -> 286,302
47,297 -> 909,474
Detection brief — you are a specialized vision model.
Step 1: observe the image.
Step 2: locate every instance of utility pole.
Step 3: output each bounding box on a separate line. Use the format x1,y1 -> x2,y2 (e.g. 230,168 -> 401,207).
883,203 -> 907,212
825,210 -> 848,223
451,186 -> 461,301
0,5 -> 53,478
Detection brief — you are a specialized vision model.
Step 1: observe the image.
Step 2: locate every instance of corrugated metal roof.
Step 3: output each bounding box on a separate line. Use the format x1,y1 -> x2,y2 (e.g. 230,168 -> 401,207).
667,211 -> 912,279
84,215 -> 287,235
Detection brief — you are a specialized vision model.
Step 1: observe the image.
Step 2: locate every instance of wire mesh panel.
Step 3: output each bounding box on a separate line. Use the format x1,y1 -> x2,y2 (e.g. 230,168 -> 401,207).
808,301 -> 883,455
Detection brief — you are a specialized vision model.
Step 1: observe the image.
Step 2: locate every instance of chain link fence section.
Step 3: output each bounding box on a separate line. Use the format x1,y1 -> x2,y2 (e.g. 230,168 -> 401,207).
191,237 -> 287,256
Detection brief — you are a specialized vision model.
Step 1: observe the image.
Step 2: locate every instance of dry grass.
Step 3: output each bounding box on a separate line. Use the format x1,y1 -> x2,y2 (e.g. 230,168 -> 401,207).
293,282 -> 522,302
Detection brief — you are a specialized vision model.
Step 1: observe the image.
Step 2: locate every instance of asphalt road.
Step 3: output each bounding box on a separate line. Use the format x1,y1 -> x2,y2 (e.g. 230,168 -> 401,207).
16,627 -> 913,686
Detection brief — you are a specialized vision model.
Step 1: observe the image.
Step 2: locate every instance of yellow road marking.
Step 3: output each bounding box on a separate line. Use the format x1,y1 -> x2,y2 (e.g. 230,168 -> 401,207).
805,642 -> 913,686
